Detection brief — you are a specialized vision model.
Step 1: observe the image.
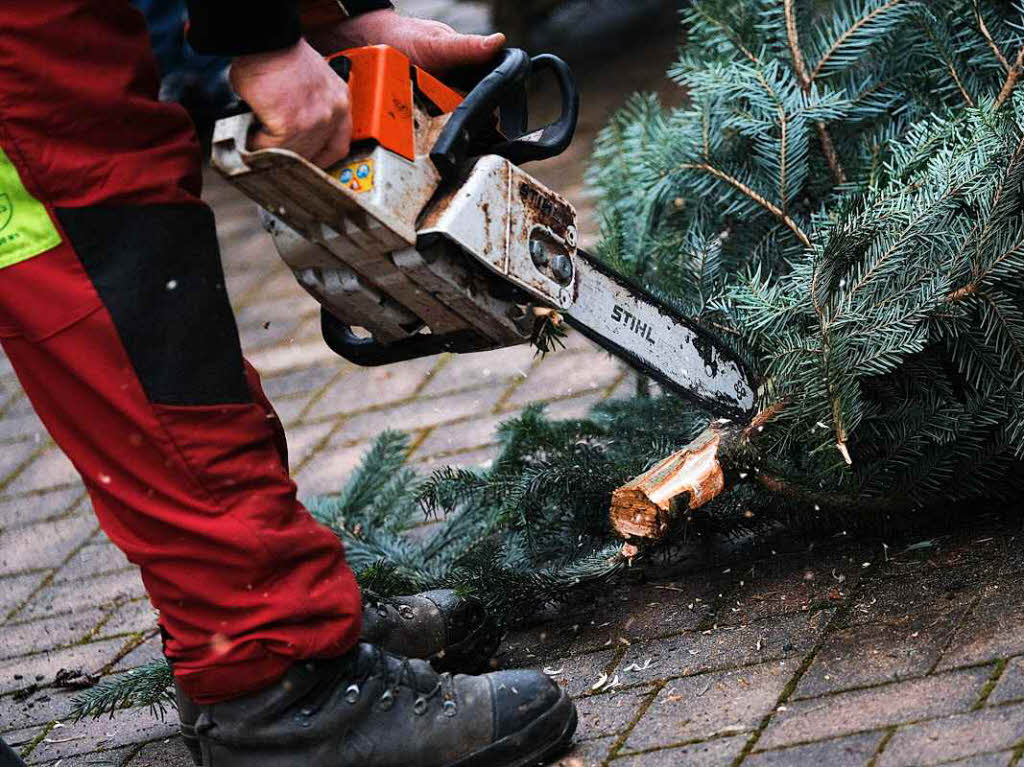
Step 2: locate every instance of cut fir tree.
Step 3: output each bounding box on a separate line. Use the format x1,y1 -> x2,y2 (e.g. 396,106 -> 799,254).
73,0 -> 1024,719
599,0 -> 1024,544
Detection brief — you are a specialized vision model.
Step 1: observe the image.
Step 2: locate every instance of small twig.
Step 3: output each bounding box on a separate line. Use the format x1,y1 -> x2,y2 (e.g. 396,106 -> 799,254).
948,57 -> 978,108
948,283 -> 978,303
693,5 -> 761,65
980,290 -> 1024,368
808,259 -> 848,467
810,0 -> 904,82
975,0 -> 1011,73
786,0 -> 848,185
816,122 -> 848,185
780,107 -> 791,213
756,473 -> 902,513
742,400 -> 788,440
680,162 -> 812,248
947,133 -> 1024,300
995,44 -> 1024,109
914,10 -> 976,107
784,0 -> 812,89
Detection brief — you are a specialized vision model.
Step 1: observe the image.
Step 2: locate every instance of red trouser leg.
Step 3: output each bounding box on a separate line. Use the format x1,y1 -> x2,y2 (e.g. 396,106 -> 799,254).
0,1 -> 362,703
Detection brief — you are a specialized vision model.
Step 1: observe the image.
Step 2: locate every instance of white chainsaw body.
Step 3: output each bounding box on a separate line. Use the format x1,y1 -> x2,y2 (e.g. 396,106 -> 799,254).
211,106 -> 579,353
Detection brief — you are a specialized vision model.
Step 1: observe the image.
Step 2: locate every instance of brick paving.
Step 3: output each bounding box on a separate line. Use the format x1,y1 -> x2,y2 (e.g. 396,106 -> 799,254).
4,3 -> 1024,766
9,527 -> 1024,767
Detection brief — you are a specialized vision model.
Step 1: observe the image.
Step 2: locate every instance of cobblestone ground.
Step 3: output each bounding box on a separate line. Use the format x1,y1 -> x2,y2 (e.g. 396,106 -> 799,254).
4,3 -> 1024,766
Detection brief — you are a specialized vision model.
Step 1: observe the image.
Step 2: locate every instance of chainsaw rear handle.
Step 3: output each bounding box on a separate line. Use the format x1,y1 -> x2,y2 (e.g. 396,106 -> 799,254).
431,48 -> 580,182
211,55 -> 352,171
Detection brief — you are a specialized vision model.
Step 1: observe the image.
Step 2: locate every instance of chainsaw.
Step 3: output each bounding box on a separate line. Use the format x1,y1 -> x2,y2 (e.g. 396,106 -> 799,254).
211,45 -> 757,417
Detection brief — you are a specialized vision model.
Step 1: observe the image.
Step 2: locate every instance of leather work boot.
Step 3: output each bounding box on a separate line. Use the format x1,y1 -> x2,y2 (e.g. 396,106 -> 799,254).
176,643 -> 577,767
362,590 -> 501,673
1,737 -> 28,767
176,590 -> 502,765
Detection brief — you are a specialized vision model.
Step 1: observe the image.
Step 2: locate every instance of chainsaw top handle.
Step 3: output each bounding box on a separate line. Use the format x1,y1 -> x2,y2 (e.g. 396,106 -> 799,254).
430,48 -> 580,182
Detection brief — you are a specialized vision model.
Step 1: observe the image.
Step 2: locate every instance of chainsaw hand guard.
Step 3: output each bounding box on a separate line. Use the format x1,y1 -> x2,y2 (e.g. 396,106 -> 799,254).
431,48 -> 580,182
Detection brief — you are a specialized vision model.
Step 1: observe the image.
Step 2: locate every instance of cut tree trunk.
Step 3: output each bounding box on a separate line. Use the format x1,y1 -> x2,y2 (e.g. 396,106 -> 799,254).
610,405 -> 782,544
610,428 -> 726,540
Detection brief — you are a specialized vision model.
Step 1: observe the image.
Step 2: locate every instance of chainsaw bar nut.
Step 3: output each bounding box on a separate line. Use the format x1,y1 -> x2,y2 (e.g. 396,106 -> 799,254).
551,254 -> 573,284
530,238 -> 549,267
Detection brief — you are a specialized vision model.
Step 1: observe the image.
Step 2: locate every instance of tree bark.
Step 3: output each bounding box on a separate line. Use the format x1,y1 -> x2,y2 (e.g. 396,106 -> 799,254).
610,428 -> 726,540
610,404 -> 785,544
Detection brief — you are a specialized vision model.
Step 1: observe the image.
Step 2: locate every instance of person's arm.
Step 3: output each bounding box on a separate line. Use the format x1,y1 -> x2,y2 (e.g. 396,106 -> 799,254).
189,1 -> 504,169
303,8 -> 506,72
184,1 -> 393,56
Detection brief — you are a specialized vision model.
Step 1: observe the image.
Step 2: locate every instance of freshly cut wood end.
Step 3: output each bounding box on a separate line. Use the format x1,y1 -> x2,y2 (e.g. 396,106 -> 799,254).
609,429 -> 725,541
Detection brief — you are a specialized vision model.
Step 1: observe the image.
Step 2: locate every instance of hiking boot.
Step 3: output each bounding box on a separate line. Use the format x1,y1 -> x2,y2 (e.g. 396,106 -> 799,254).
176,590 -> 501,765
1,737 -> 28,767
177,643 -> 576,767
362,590 -> 501,674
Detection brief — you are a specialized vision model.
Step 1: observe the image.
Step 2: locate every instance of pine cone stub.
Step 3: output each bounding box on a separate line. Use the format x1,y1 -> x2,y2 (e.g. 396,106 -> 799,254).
609,428 -> 725,541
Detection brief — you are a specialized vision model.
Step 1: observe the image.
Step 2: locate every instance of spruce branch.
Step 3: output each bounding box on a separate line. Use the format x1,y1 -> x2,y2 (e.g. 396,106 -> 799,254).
810,0 -> 906,82
70,661 -> 174,720
679,162 -> 813,246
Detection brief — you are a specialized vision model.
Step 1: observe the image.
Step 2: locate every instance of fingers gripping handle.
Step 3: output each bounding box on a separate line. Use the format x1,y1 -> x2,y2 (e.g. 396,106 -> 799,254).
211,55 -> 351,176
431,48 -> 531,180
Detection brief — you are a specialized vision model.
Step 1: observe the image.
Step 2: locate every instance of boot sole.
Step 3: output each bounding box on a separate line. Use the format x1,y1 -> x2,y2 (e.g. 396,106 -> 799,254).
450,688 -> 577,767
197,694 -> 577,767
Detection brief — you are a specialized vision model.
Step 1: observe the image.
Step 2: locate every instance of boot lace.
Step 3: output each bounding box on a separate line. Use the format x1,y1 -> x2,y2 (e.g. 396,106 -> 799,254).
296,646 -> 456,719
360,645 -> 456,715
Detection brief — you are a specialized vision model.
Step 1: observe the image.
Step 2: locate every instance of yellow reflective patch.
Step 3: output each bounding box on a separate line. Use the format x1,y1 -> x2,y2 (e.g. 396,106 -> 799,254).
0,147 -> 61,269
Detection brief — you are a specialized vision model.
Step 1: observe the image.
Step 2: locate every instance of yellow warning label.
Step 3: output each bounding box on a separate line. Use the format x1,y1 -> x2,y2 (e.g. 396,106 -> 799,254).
0,147 -> 61,269
333,158 -> 375,194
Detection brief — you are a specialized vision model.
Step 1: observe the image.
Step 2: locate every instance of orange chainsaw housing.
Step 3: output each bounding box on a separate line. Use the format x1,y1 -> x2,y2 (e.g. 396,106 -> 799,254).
326,46 -> 464,161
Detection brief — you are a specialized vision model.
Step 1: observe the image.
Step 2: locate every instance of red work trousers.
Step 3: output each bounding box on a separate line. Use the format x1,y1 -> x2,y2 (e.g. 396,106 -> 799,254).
0,1 -> 361,703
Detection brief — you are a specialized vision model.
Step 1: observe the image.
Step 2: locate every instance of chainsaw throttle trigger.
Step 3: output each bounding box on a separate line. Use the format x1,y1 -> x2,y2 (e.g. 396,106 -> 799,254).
431,48 -> 579,181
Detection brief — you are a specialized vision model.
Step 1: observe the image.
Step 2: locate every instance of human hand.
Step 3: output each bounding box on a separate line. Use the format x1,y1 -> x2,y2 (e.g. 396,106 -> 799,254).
305,9 -> 506,73
230,39 -> 352,168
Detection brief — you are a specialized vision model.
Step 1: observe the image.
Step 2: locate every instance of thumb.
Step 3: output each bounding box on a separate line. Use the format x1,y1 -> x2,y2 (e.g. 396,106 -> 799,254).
414,31 -> 506,72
